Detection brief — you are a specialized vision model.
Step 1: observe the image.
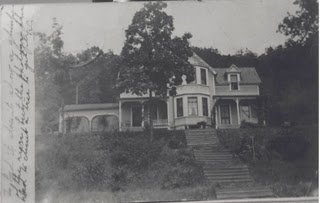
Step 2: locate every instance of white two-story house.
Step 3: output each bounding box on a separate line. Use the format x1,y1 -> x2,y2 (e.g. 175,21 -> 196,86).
59,53 -> 261,133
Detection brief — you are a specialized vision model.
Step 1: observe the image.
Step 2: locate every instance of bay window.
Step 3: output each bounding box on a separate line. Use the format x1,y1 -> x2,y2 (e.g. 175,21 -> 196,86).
176,98 -> 183,117
188,97 -> 198,116
202,97 -> 208,116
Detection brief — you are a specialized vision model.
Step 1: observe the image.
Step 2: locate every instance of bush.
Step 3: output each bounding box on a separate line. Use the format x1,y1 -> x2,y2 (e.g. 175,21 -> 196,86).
36,130 -> 205,201
160,148 -> 204,189
268,135 -> 310,161
217,126 -> 318,197
217,126 -> 317,162
240,120 -> 262,128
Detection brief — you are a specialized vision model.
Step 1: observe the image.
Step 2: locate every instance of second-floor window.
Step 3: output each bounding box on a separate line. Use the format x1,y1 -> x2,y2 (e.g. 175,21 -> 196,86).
230,75 -> 239,90
200,68 -> 207,85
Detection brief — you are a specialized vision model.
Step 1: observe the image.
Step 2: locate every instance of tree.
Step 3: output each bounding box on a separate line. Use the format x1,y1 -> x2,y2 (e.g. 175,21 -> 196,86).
70,47 -> 121,104
35,19 -> 73,133
278,0 -> 318,45
117,2 -> 194,140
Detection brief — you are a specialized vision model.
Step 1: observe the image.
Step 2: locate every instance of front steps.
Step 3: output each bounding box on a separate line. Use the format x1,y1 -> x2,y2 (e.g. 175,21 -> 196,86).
185,129 -> 274,199
216,186 -> 274,199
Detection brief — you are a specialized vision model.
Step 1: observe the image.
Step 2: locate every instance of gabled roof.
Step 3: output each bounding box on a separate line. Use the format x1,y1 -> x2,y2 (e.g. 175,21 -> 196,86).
64,103 -> 118,112
226,64 -> 241,73
188,52 -> 216,74
214,67 -> 261,85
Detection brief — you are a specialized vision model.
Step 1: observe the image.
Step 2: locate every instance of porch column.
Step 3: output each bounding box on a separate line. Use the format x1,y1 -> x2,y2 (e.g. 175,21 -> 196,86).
167,99 -> 171,129
236,98 -> 240,125
119,101 -> 122,131
214,106 -> 218,129
141,102 -> 145,127
58,108 -> 63,133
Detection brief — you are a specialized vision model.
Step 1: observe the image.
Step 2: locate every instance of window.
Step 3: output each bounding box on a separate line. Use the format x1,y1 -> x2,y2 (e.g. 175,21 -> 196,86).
202,97 -> 208,116
230,75 -> 238,90
189,68 -> 196,84
176,98 -> 183,117
231,82 -> 239,90
188,97 -> 198,116
200,68 -> 207,85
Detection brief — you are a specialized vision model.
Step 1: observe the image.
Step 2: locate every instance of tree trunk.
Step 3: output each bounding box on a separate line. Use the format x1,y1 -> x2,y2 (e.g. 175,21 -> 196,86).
148,90 -> 154,142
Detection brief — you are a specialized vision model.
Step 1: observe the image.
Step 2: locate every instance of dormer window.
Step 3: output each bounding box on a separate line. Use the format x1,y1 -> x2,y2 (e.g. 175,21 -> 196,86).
230,74 -> 239,90
200,68 -> 207,85
226,64 -> 241,91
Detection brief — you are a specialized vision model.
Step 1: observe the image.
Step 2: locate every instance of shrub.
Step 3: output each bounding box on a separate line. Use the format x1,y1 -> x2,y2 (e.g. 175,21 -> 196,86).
240,120 -> 261,128
268,135 -> 310,161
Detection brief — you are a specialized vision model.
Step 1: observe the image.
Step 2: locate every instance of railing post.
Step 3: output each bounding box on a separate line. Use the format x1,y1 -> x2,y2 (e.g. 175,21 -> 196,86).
141,102 -> 145,127
119,101 -> 122,131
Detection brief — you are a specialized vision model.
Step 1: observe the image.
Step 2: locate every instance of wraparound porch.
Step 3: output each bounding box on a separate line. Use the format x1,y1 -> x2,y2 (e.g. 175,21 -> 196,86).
119,99 -> 169,131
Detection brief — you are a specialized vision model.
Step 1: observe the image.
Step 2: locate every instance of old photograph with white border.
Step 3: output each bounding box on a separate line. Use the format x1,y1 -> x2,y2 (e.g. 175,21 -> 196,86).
1,0 -> 318,202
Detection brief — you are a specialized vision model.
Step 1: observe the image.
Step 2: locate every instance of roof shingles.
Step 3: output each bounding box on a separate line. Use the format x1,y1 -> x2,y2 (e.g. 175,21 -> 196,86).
214,67 -> 261,85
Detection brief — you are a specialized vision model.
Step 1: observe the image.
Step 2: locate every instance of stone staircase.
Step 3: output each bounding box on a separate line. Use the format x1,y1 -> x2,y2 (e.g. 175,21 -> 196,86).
185,128 -> 274,199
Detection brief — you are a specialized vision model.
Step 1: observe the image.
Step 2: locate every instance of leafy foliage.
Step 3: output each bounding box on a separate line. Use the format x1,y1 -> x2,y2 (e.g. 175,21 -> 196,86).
117,2 -> 194,97
278,0 -> 318,45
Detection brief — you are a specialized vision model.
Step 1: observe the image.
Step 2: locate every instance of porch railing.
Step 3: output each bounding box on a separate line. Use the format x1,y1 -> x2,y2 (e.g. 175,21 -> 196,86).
153,119 -> 168,127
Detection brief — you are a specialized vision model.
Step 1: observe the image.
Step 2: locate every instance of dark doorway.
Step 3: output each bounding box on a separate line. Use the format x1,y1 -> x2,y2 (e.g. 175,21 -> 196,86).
132,105 -> 142,127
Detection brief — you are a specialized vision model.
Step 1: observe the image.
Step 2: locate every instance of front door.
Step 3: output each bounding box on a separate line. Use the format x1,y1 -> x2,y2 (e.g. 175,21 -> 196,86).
132,105 -> 142,127
220,104 -> 230,125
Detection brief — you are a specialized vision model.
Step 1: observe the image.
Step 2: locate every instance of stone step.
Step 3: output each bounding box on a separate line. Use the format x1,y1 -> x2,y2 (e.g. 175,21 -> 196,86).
194,148 -> 231,152
186,129 -> 216,133
194,152 -> 232,156
207,178 -> 254,183
187,139 -> 220,144
194,153 -> 232,157
197,160 -> 241,164
217,186 -> 273,193
186,134 -> 218,137
186,138 -> 219,142
203,166 -> 249,171
216,187 -> 274,199
189,143 -> 220,146
186,134 -> 217,137
189,144 -> 220,147
187,139 -> 218,142
196,158 -> 234,162
204,170 -> 250,176
195,154 -> 233,158
204,174 -> 251,181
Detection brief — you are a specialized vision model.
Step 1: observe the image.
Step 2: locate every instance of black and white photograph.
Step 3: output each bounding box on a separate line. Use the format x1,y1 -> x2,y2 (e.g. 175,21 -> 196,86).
1,0 -> 319,202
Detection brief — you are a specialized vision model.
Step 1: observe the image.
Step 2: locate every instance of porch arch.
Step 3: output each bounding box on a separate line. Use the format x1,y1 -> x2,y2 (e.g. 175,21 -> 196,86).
64,116 -> 90,134
91,114 -> 119,132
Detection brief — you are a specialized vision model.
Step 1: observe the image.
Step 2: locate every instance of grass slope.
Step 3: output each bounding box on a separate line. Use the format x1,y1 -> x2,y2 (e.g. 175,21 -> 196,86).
36,130 -> 214,202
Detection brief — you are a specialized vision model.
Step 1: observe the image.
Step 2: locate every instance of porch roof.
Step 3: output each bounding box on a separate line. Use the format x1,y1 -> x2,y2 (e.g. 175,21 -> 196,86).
63,103 -> 118,112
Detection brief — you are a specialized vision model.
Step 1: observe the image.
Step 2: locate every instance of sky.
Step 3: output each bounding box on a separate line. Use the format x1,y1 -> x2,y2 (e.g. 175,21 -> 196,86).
30,0 -> 299,55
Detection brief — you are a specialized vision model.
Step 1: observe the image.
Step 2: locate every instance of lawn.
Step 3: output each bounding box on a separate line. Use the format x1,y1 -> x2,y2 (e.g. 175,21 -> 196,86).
35,130 -> 215,202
